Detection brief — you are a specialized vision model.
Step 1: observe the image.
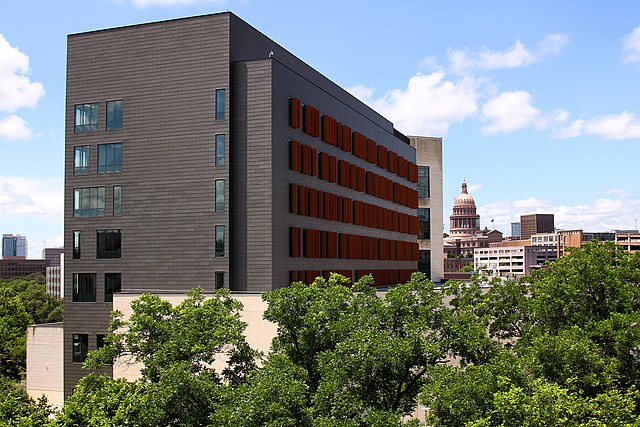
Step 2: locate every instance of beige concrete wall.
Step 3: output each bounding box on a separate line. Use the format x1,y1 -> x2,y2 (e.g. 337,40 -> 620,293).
411,136 -> 444,283
112,293 -> 277,381
26,323 -> 64,407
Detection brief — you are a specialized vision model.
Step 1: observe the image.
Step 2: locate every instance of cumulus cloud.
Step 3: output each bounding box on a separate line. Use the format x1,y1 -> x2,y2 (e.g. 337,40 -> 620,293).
0,34 -> 45,112
555,111 -> 640,140
448,33 -> 569,74
622,26 -> 640,63
477,191 -> 640,236
467,183 -> 483,193
0,176 -> 62,217
0,114 -> 31,140
481,91 -> 540,135
348,72 -> 480,136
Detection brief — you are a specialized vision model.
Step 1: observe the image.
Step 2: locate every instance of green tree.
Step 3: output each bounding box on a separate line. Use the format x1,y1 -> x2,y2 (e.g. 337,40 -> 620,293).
421,242 -> 640,426
0,374 -> 52,426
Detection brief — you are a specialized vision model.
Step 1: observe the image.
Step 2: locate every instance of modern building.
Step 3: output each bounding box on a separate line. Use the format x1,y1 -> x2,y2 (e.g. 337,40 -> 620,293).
46,253 -> 64,299
0,259 -> 50,279
2,234 -> 28,258
520,214 -> 554,240
60,12 -> 441,397
615,230 -> 640,253
43,248 -> 64,266
511,222 -> 521,240
474,244 -> 557,278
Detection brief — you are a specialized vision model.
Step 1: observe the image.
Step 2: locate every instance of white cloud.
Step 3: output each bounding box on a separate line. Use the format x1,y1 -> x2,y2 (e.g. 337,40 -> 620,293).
448,33 -> 569,74
622,26 -> 640,63
350,71 -> 480,136
0,34 -> 45,113
467,183 -> 482,194
556,112 -> 640,140
347,84 -> 375,102
477,191 -> 640,236
481,91 -> 540,135
0,114 -> 31,140
28,234 -> 64,260
0,176 -> 62,217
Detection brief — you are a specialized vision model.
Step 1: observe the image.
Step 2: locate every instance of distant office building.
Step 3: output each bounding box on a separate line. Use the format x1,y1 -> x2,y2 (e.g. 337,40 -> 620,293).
0,259 -> 50,279
46,253 -> 64,299
43,248 -> 64,266
520,214 -> 554,240
511,222 -> 521,239
615,230 -> 640,253
2,234 -> 28,259
474,244 -> 557,278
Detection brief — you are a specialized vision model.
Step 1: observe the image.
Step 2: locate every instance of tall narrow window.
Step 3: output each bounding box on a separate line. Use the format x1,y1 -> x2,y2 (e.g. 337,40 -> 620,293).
418,166 -> 430,198
215,225 -> 225,257
97,230 -> 121,259
73,231 -> 81,259
74,187 -> 106,217
97,335 -> 106,349
98,143 -> 122,173
106,100 -> 123,130
113,186 -> 122,216
215,134 -> 225,166
215,271 -> 224,290
74,146 -> 90,175
419,250 -> 431,280
105,273 -> 121,302
72,334 -> 88,363
73,273 -> 96,302
418,208 -> 431,240
75,103 -> 98,132
215,180 -> 225,212
215,89 -> 225,120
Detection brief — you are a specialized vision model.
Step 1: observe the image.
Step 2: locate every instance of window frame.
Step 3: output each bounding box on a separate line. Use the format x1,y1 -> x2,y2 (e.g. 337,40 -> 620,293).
73,231 -> 81,259
97,229 -> 121,259
215,134 -> 225,166
215,225 -> 225,257
74,146 -> 90,175
74,103 -> 98,133
72,273 -> 96,302
104,272 -> 121,302
113,186 -> 122,216
215,89 -> 225,120
72,334 -> 89,363
97,142 -> 122,174
215,271 -> 224,290
418,208 -> 431,240
73,187 -> 106,218
418,166 -> 430,198
215,179 -> 225,212
106,100 -> 123,131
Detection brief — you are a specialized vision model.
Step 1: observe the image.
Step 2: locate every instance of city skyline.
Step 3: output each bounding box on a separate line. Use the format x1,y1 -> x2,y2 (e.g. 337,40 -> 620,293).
1,0 -> 639,258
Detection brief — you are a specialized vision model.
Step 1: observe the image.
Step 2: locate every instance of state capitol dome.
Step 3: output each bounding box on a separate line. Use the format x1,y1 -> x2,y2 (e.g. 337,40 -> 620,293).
449,179 -> 480,237
454,180 -> 476,206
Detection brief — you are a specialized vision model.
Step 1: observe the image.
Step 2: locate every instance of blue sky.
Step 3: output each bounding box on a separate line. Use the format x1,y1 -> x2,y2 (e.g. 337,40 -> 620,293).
1,0 -> 639,258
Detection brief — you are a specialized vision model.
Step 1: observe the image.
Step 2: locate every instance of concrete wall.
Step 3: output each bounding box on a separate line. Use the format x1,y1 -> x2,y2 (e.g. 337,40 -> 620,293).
26,323 -> 64,407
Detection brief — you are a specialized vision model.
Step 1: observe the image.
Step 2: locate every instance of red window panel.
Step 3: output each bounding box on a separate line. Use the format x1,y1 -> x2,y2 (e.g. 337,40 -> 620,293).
322,115 -> 337,145
336,121 -> 343,150
367,138 -> 377,164
399,213 -> 408,233
301,144 -> 310,174
289,227 -> 301,257
308,188 -> 318,217
411,189 -> 419,209
373,174 -> 380,198
328,231 -> 337,258
389,240 -> 396,260
290,183 -> 299,214
299,185 -> 307,216
338,160 -> 349,187
289,140 -> 301,172
342,124 -> 352,152
329,155 -> 337,183
289,98 -> 301,129
303,229 -> 311,258
366,171 -> 374,195
391,211 -> 399,232
377,145 -> 388,169
338,233 -> 347,259
343,197 -> 352,223
349,164 -> 357,190
412,242 -> 419,261
353,132 -> 367,159
393,182 -> 400,204
388,151 -> 398,173
317,190 -> 325,219
324,192 -> 331,221
351,234 -> 359,260
319,152 -> 328,180
306,270 -> 321,283
408,162 -> 418,183
310,148 -> 318,177
398,156 -> 408,179
357,167 -> 366,192
409,215 -> 418,235
289,271 -> 298,283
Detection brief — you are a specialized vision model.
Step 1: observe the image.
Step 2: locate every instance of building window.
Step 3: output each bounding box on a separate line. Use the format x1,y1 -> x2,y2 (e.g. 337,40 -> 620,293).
74,146 -> 90,175
113,186 -> 122,216
105,273 -> 121,302
97,334 -> 106,349
74,187 -> 106,217
97,230 -> 121,259
98,143 -> 122,173
215,271 -> 224,290
418,208 -> 431,240
215,134 -> 225,166
215,89 -> 225,120
75,103 -> 98,133
73,231 -> 81,259
72,334 -> 88,363
419,250 -> 431,280
215,225 -> 224,257
418,166 -> 430,198
215,180 -> 225,212
73,273 -> 96,302
106,100 -> 123,130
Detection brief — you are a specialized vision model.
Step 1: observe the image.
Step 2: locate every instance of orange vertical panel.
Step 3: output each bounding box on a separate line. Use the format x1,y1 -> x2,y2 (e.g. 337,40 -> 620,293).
329,155 -> 337,183
377,145 -> 388,169
290,140 -> 301,172
309,188 -> 317,217
299,185 -> 307,216
311,148 -> 317,177
317,190 -> 324,219
388,151 -> 398,173
290,183 -> 298,214
349,164 -> 357,190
